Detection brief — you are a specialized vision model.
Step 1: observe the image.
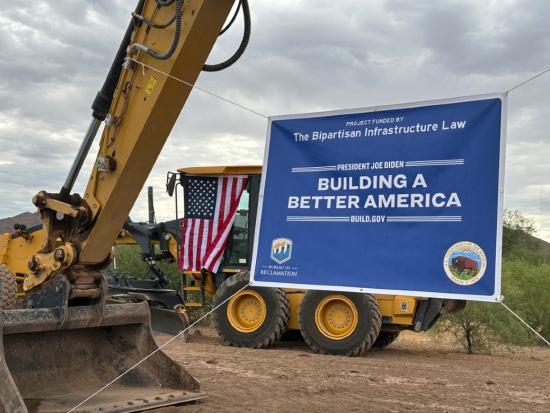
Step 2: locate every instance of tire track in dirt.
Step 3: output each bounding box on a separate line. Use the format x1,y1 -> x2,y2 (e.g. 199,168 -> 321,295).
152,329 -> 550,412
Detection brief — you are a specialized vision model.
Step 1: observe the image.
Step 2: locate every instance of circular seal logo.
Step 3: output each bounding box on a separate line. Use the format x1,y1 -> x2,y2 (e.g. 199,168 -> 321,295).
443,241 -> 487,286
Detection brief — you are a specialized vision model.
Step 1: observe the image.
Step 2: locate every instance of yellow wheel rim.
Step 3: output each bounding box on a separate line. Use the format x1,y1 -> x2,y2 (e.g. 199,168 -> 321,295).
226,289 -> 267,333
315,295 -> 358,340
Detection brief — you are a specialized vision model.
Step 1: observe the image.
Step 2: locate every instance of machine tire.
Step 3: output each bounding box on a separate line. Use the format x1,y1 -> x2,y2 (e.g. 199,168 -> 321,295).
212,271 -> 290,348
372,331 -> 400,348
442,299 -> 467,314
299,291 -> 381,357
0,264 -> 17,310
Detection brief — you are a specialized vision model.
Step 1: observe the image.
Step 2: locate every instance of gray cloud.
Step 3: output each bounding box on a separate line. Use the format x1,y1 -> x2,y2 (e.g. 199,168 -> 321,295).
0,0 -> 549,240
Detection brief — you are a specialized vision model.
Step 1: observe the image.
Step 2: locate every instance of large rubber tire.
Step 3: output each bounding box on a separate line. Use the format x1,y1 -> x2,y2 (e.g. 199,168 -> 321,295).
372,331 -> 400,348
0,264 -> 17,310
212,271 -> 290,348
442,299 -> 467,314
299,291 -> 381,357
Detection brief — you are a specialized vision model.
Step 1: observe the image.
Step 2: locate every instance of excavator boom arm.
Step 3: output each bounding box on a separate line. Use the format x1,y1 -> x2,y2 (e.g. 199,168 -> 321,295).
26,0 -> 237,294
1,2 -> 241,412
80,0 -> 235,264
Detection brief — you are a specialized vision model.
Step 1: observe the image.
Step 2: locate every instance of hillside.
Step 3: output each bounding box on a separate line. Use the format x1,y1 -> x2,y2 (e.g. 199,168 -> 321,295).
503,227 -> 550,262
0,211 -> 41,234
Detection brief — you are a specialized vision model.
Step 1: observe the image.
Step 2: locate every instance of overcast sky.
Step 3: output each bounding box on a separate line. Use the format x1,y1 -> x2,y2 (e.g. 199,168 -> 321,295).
0,0 -> 549,240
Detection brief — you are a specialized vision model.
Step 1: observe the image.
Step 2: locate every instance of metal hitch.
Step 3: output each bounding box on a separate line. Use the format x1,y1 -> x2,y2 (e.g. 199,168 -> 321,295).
0,302 -> 203,412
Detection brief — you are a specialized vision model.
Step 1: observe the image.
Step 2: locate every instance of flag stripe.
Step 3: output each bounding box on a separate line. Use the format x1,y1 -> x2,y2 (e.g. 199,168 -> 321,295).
204,217 -> 237,270
204,177 -> 245,269
195,219 -> 204,270
218,177 -> 228,232
210,177 -> 224,244
204,177 -> 246,270
204,177 -> 239,267
207,213 -> 213,248
195,219 -> 199,271
203,177 -> 229,263
180,175 -> 247,273
188,219 -> 193,270
182,219 -> 191,268
184,218 -> 192,269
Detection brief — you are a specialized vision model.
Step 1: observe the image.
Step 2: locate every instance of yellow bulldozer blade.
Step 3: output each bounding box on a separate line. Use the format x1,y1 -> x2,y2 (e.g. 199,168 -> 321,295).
0,302 -> 204,413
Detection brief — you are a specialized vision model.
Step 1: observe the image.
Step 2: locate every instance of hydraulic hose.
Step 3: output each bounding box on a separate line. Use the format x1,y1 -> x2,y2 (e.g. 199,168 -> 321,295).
203,0 -> 250,72
156,0 -> 175,6
92,0 -> 145,120
62,0 -> 145,196
220,0 -> 242,36
130,0 -> 183,61
132,11 -> 176,29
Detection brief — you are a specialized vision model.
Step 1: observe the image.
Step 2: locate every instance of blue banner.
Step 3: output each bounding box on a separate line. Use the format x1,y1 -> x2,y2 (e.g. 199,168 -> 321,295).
251,94 -> 506,301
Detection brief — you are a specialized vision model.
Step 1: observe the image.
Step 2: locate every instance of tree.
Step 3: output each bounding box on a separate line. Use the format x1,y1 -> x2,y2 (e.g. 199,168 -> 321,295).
502,209 -> 537,255
436,302 -> 494,353
503,209 -> 536,234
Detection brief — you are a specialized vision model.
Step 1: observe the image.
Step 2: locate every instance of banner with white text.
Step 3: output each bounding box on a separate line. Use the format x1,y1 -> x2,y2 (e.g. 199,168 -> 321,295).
251,94 -> 507,301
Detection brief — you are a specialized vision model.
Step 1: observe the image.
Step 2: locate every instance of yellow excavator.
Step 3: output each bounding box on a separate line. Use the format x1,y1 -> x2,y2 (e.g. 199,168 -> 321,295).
0,0 -> 247,411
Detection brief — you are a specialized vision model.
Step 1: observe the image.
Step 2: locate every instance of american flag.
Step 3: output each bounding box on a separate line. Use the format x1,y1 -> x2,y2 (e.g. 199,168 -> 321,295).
179,175 -> 248,272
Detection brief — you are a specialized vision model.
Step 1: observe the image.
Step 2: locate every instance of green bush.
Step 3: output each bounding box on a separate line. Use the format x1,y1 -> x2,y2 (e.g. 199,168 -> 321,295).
435,302 -> 495,353
435,210 -> 550,352
109,245 -> 183,290
498,258 -> 550,345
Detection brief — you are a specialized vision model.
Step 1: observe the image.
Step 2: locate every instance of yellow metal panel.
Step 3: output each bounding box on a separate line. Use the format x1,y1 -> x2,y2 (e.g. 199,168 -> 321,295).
144,76 -> 157,96
375,294 -> 416,326
393,295 -> 416,316
376,295 -> 395,319
389,314 -> 415,325
167,234 -> 178,260
220,268 -> 241,273
0,234 -> 9,257
183,271 -> 202,280
178,165 -> 262,176
205,273 -> 216,298
115,232 -> 137,245
285,291 -> 304,331
1,230 -> 44,276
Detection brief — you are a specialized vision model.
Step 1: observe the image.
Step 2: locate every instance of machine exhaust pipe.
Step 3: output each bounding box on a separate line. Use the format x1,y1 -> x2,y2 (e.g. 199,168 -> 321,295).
0,302 -> 203,413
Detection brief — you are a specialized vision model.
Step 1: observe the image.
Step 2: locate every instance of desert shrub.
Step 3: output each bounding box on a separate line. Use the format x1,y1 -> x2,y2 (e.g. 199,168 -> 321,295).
109,244 -> 183,290
435,302 -> 495,353
435,210 -> 550,352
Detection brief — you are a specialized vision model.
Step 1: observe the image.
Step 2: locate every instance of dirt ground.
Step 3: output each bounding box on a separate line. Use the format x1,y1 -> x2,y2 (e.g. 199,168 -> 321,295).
151,328 -> 550,413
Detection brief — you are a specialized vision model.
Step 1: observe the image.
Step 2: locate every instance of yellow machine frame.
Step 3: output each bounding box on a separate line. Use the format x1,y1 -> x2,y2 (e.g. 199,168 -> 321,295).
177,166 -> 419,332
